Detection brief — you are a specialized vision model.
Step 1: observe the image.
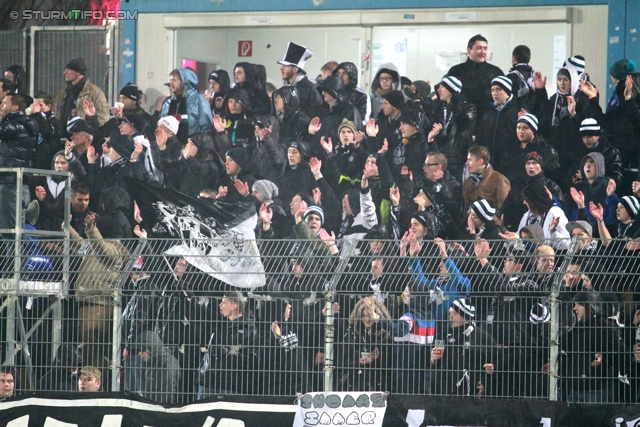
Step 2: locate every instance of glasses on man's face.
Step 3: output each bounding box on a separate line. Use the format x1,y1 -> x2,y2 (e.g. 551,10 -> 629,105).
424,163 -> 439,168
379,77 -> 393,82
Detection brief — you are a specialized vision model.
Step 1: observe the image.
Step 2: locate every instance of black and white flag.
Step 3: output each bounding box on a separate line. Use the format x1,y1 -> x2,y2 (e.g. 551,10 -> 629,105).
126,179 -> 265,289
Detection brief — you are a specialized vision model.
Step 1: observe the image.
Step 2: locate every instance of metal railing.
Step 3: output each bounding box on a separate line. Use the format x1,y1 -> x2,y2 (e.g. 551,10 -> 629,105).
0,235 -> 638,405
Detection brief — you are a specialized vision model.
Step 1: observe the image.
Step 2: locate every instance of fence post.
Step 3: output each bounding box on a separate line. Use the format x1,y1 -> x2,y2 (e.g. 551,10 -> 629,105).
548,238 -> 579,401
323,240 -> 357,392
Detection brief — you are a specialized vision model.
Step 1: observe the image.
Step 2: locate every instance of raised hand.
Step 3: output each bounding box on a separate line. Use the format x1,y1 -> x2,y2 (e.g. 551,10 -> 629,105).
35,186 -> 46,202
632,181 -> 640,197
259,203 -> 273,223
580,79 -> 598,99
155,127 -> 168,150
216,186 -> 228,199
82,100 -> 96,116
378,138 -> 388,154
498,231 -> 519,240
270,321 -> 282,339
400,230 -> 411,257
295,200 -> 308,221
131,141 -> 144,161
570,187 -> 585,208
85,212 -> 96,229
517,108 -> 528,118
467,213 -> 476,234
312,187 -> 322,206
183,138 -> 198,160
102,140 -> 111,155
319,228 -> 336,247
365,118 -> 378,137
64,140 -> 75,157
87,146 -> 99,164
624,74 -> 635,101
309,157 -> 322,175
549,216 -> 560,234
234,179 -> 250,197
30,100 -> 41,114
589,201 -> 604,222
319,136 -> 333,154
389,187 -> 400,206
308,117 -> 322,135
133,225 -> 147,239
413,190 -> 429,211
606,178 -> 616,197
128,202 -> 140,226
428,123 -> 443,142
433,237 -> 447,257
354,130 -> 364,144
213,114 -> 227,133
533,71 -> 547,89
474,238 -> 491,259
567,96 -> 576,117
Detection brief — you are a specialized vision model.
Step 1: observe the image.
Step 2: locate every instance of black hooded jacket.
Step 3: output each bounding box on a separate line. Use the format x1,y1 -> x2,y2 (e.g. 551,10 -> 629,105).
476,96 -> 519,171
333,62 -> 370,121
234,62 -> 271,116
272,85 -> 310,145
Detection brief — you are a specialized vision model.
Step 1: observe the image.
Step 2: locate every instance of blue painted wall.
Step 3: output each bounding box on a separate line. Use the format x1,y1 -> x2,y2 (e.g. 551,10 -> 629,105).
120,0 -> 633,100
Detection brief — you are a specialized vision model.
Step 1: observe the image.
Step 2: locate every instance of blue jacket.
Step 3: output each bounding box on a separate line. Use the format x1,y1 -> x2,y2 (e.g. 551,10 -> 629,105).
161,68 -> 212,136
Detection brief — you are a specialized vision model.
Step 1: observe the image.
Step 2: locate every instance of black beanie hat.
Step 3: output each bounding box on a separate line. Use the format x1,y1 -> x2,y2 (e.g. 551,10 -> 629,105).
399,108 -> 422,130
525,151 -> 545,168
119,84 -> 141,101
523,176 -> 554,211
226,147 -> 249,170
66,58 -> 87,75
109,134 -> 135,159
382,90 -> 405,110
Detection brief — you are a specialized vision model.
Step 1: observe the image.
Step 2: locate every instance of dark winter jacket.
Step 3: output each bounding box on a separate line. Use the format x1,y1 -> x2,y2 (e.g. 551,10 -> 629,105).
0,110 -> 38,177
390,130 -> 436,181
569,134 -> 623,188
507,63 -> 536,111
475,95 -> 519,171
273,85 -> 311,145
429,96 -> 477,165
278,161 -> 316,209
129,331 -> 180,404
501,134 -> 561,189
95,187 -> 133,239
447,58 -> 504,119
234,62 -> 271,116
30,110 -> 64,170
333,62 -> 371,122
284,73 -> 323,119
198,311 -> 259,394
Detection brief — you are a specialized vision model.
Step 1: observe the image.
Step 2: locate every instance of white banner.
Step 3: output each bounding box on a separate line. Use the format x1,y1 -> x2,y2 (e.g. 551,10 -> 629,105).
293,392 -> 386,427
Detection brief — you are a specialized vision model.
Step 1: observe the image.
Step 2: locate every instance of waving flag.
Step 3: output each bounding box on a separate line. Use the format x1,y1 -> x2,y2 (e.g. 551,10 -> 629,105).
126,179 -> 265,289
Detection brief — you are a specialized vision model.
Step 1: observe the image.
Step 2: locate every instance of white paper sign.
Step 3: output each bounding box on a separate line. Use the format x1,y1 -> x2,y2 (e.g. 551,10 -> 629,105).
371,39 -> 407,81
293,392 -> 386,427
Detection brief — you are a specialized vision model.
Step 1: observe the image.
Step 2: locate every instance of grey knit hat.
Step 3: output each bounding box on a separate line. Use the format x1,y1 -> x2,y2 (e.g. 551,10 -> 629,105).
252,180 -> 279,202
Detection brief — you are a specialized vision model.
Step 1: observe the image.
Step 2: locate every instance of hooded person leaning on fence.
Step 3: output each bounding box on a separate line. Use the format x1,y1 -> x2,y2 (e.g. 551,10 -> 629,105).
560,291 -> 629,403
128,331 -> 180,404
160,67 -> 212,141
70,199 -> 129,373
429,298 -> 498,397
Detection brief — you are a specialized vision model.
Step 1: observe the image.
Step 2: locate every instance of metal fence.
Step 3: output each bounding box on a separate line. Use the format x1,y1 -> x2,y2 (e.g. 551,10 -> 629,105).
1,235 -> 638,405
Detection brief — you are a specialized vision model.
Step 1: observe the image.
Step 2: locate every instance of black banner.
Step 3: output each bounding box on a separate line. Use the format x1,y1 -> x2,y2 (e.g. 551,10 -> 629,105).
384,395 -> 640,427
0,393 -> 297,427
2,393 -> 640,427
